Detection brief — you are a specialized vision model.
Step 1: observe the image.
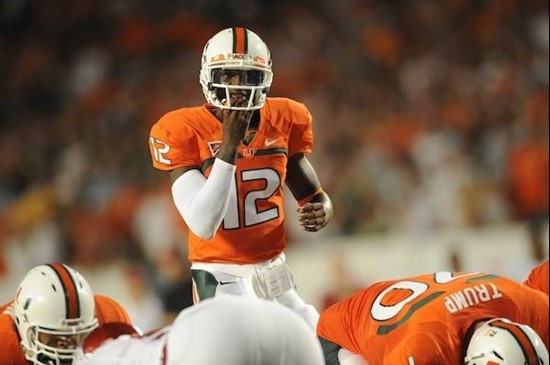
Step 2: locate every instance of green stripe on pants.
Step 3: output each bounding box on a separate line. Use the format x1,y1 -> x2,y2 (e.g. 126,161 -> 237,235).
191,269 -> 219,301
318,336 -> 342,365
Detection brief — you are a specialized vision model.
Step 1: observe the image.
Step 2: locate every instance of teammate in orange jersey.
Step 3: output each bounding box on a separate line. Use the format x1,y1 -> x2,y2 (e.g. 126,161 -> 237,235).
0,263 -> 132,365
524,259 -> 549,296
148,27 -> 333,329
317,271 -> 549,365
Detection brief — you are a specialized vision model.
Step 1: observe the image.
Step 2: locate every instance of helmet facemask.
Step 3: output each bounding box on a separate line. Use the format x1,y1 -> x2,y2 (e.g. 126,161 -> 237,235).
23,321 -> 98,365
200,59 -> 272,111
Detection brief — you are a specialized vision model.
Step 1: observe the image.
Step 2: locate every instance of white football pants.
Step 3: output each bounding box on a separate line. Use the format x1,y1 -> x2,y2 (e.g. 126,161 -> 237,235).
191,253 -> 320,330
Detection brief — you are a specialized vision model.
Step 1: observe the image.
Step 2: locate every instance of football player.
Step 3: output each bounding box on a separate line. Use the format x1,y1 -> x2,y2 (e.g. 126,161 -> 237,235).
75,296 -> 325,365
524,259 -> 549,296
0,263 -> 132,365
317,271 -> 549,365
148,27 -> 333,329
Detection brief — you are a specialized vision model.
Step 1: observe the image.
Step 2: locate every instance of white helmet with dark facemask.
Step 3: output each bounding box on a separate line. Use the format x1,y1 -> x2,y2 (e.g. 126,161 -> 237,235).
464,318 -> 548,365
12,263 -> 98,365
199,27 -> 273,111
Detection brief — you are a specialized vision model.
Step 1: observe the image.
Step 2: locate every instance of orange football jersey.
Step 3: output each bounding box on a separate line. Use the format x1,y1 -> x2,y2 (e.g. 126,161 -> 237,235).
524,260 -> 549,296
0,295 -> 131,365
317,272 -> 549,365
149,97 -> 313,264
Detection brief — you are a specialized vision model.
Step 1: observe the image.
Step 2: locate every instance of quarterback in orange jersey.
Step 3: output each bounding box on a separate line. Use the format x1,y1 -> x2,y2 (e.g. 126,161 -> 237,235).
317,271 -> 549,365
149,27 -> 333,329
0,263 -> 131,365
524,260 -> 549,296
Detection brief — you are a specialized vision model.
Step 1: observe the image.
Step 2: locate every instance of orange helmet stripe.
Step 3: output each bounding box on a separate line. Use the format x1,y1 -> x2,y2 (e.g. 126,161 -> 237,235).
48,263 -> 80,319
490,320 -> 538,365
233,27 -> 247,54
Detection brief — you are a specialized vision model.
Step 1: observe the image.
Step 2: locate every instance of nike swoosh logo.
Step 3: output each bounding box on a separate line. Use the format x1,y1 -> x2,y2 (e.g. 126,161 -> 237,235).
218,280 -> 236,286
265,138 -> 281,147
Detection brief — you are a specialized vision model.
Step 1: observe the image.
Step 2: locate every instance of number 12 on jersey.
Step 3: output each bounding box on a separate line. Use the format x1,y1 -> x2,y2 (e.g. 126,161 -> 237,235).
223,168 -> 282,229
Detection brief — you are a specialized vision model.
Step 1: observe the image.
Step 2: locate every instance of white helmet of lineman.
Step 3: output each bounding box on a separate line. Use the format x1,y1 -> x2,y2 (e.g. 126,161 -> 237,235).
464,318 -> 549,365
199,27 -> 273,111
12,263 -> 98,365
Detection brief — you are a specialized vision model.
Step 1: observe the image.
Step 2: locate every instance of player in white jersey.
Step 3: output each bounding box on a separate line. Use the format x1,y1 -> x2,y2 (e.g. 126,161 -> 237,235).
76,295 -> 325,365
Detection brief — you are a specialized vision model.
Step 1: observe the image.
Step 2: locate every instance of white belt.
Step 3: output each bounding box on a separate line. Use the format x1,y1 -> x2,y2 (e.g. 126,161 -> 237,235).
191,253 -> 294,298
191,253 -> 286,278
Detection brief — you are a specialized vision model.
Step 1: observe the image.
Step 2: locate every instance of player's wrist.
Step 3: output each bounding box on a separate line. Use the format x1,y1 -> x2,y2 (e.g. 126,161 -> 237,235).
322,195 -> 334,223
217,143 -> 239,164
222,134 -> 243,147
212,157 -> 237,172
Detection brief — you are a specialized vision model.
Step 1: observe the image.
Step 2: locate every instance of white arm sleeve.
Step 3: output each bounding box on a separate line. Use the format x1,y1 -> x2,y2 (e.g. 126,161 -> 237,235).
171,158 -> 236,240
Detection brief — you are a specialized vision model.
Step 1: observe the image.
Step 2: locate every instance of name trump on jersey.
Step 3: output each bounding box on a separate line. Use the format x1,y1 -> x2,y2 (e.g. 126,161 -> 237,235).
444,283 -> 503,314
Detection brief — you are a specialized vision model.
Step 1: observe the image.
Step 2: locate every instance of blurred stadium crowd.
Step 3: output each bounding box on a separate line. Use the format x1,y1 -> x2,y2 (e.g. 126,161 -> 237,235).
0,0 -> 548,329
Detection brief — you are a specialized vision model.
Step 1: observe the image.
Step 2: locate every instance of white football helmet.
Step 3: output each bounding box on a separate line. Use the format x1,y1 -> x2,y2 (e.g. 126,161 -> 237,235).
199,27 -> 273,111
12,263 -> 98,365
464,318 -> 549,365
